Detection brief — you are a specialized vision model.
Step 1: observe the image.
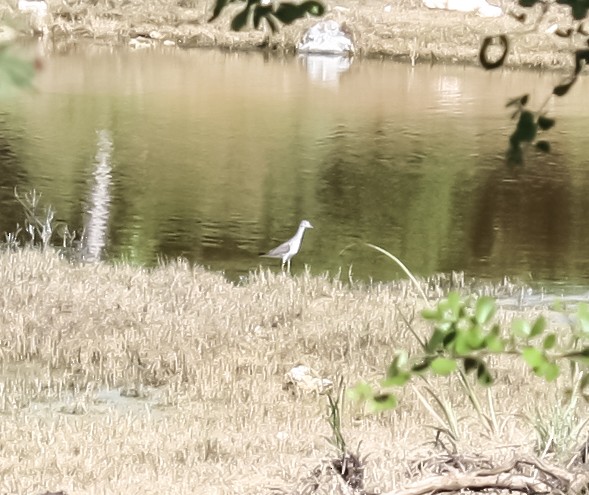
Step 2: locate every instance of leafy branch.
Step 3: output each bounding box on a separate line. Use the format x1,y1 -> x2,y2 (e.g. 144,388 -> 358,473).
209,0 -> 325,34
479,0 -> 589,160
352,292 -> 589,414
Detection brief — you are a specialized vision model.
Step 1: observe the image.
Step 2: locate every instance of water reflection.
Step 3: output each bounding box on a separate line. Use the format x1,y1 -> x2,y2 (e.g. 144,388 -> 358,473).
83,129 -> 113,262
299,54 -> 352,87
0,115 -> 28,237
2,48 -> 589,286
455,151 -> 573,279
434,74 -> 464,110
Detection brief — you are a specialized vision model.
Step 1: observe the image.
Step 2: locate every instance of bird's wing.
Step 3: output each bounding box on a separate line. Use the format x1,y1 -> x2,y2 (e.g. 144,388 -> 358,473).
261,239 -> 291,258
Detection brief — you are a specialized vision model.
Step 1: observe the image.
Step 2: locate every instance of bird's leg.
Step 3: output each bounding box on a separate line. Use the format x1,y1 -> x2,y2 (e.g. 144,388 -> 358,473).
287,259 -> 291,274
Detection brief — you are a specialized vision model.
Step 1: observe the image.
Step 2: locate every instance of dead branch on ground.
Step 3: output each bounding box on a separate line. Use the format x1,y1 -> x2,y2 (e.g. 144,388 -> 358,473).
382,456 -> 585,495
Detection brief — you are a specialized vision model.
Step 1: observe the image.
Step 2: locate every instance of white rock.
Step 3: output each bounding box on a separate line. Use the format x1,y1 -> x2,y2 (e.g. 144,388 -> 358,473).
422,0 -> 502,17
0,25 -> 18,45
129,37 -> 153,49
276,431 -> 289,442
297,20 -> 354,55
18,0 -> 49,35
18,0 -> 48,14
283,364 -> 333,395
477,1 -> 502,17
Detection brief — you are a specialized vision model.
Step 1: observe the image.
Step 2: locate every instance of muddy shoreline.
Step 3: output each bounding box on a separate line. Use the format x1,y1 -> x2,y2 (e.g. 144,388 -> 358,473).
7,0 -> 583,71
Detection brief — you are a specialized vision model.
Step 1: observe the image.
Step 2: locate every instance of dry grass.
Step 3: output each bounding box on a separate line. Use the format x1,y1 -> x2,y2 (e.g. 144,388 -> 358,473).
2,0 -> 582,69
0,248 -> 585,494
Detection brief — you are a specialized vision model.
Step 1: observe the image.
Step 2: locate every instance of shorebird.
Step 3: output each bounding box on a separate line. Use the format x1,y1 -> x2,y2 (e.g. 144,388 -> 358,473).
260,220 -> 313,273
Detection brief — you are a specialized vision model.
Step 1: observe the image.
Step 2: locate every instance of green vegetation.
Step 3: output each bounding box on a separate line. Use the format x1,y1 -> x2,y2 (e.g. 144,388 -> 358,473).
340,248 -> 588,455
352,287 -> 589,404
0,43 -> 36,95
209,0 -> 325,33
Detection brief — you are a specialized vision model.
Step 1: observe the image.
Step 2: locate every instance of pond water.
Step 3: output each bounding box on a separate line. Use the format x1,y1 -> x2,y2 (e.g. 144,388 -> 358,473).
1,44 -> 589,286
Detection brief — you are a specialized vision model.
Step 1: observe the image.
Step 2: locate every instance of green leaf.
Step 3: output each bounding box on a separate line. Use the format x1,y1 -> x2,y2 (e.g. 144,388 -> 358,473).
442,329 -> 457,349
270,0 -> 325,25
550,300 -> 564,312
253,4 -> 273,29
485,325 -> 505,352
412,359 -> 432,374
577,303 -> 589,334
506,94 -> 529,108
265,14 -> 281,33
446,292 -> 462,321
540,361 -> 560,381
575,49 -> 589,75
421,308 -> 440,320
476,362 -> 493,385
230,5 -> 251,31
530,316 -> 546,338
300,0 -> 325,15
537,116 -> 555,130
209,0 -> 231,22
511,110 -> 537,144
512,319 -> 531,338
454,333 -> 471,356
348,382 -> 373,402
518,0 -> 541,6
386,360 -> 398,379
522,347 -> 544,369
465,325 -> 485,350
580,372 -> 589,392
543,333 -> 556,350
571,3 -> 589,20
430,357 -> 457,376
475,296 -> 496,325
273,2 -> 306,25
435,292 -> 462,323
426,329 -> 447,353
368,393 -> 398,412
394,351 -> 408,369
463,357 -> 479,374
553,77 -> 577,97
386,351 -> 409,379
381,371 -> 411,387
563,348 -> 589,365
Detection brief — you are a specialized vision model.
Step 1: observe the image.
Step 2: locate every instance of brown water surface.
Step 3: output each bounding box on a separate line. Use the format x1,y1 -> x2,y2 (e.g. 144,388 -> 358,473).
1,46 -> 588,285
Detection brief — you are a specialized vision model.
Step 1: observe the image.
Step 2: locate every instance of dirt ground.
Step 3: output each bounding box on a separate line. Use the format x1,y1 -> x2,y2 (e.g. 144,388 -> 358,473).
5,0 -> 586,69
0,249 -> 587,495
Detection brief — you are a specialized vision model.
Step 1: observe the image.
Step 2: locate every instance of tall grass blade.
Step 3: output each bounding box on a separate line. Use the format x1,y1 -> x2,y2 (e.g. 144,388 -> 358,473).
340,243 -> 428,304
